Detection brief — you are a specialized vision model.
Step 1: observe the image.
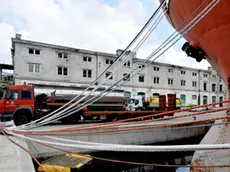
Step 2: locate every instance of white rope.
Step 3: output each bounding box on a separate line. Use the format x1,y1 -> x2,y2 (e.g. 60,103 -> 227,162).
34,11 -> 166,126
29,0 -> 220,128
8,130 -> 230,152
14,0 -> 219,131
16,2 -> 166,129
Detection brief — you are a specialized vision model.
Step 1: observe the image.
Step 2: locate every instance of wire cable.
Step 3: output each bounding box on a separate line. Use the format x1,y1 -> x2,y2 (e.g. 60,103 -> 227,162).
36,142 -> 230,169
10,106 -> 230,135
8,121 -> 230,152
36,9 -> 166,125
18,1 -> 166,129
29,0 -> 219,128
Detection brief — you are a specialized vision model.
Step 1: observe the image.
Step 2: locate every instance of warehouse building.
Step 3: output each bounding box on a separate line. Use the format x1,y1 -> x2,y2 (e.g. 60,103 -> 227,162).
11,34 -> 226,106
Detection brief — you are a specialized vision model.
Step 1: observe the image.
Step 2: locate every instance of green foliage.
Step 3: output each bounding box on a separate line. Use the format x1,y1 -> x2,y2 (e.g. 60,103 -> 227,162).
186,104 -> 197,107
0,83 -> 7,100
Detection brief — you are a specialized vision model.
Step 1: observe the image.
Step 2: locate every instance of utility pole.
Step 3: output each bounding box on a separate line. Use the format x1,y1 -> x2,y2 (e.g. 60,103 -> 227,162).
198,70 -> 201,105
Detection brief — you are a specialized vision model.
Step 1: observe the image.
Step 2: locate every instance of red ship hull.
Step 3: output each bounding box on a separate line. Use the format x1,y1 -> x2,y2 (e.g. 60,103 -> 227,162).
160,0 -> 230,170
160,0 -> 230,86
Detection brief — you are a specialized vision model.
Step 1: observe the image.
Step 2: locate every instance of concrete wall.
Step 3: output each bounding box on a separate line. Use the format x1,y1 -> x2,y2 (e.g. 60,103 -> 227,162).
27,125 -> 206,158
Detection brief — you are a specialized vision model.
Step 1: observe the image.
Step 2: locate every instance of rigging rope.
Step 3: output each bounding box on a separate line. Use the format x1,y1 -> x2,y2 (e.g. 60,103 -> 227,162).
29,0 -> 220,128
10,106 -> 230,135
18,1 -> 166,129
33,142 -> 230,169
7,120 -> 230,152
16,99 -> 229,135
22,0 -> 219,130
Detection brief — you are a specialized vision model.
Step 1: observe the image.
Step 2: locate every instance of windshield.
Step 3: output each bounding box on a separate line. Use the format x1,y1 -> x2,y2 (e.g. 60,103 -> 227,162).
0,90 -> 6,100
130,99 -> 135,104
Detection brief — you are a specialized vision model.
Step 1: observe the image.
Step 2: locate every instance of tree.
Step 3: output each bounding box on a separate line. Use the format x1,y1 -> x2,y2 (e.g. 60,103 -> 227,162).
0,83 -> 6,100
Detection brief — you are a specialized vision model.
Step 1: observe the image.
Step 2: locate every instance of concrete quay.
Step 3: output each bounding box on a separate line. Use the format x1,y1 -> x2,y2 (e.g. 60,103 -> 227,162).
0,135 -> 35,172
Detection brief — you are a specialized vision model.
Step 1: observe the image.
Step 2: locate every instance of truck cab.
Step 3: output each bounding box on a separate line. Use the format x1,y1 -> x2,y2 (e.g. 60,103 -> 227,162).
126,94 -> 181,111
126,96 -> 144,111
0,83 -> 35,126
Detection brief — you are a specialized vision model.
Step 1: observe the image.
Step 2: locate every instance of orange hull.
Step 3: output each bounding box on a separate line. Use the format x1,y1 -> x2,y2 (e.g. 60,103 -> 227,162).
160,0 -> 230,86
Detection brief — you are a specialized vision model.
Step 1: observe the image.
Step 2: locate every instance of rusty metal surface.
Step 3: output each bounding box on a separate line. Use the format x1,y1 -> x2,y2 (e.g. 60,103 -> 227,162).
191,119 -> 230,172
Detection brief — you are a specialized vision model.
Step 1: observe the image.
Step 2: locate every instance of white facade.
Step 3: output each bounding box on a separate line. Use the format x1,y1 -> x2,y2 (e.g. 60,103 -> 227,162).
11,34 -> 227,106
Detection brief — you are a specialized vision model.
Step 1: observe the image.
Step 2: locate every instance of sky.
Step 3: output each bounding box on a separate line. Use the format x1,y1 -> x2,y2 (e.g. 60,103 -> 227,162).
0,0 -> 211,70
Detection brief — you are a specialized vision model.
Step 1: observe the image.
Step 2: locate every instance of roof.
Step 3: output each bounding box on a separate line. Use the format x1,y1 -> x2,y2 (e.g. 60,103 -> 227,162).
11,35 -> 211,72
0,63 -> 13,70
7,84 -> 33,90
134,58 -> 210,72
12,37 -> 117,58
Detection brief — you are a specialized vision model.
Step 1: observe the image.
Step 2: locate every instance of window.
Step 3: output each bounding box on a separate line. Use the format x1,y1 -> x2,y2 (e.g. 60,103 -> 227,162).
28,63 -> 33,73
123,73 -> 130,81
203,73 -> 208,77
83,69 -> 92,78
105,59 -> 113,65
168,69 -> 173,73
21,90 -> 32,99
57,67 -> 68,76
192,72 -> 197,76
35,64 -> 40,73
192,81 -> 197,87
139,75 -> 145,82
124,61 -> 131,67
212,84 -> 216,92
105,72 -> 113,80
58,52 -> 68,59
139,64 -> 145,69
63,68 -> 68,75
6,91 -> 18,100
28,48 -> 40,55
168,78 -> 173,85
181,80 -> 186,86
192,95 -> 197,100
28,63 -> 40,73
29,48 -> 33,54
212,74 -> 216,78
203,82 -> 207,91
220,84 -> 223,92
83,56 -> 92,62
153,67 -> 159,71
153,77 -> 159,84
181,70 -> 186,75
35,49 -> 40,55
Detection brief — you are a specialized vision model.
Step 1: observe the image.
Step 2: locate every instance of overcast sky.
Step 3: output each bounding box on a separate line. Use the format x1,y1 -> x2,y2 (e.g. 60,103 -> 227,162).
0,0 -> 210,70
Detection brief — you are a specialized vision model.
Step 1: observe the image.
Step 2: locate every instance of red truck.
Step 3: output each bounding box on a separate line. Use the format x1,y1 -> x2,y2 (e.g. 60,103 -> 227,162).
0,83 -> 176,126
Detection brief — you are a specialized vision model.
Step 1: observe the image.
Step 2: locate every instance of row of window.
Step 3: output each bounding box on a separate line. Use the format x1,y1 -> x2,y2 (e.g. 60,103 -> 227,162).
5,90 -> 32,100
28,48 -> 218,80
153,66 -> 216,78
167,78 -> 223,91
27,63 -> 224,91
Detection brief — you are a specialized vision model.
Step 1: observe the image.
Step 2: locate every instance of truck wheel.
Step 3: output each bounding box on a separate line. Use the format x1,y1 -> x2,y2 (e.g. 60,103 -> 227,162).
82,116 -> 91,121
107,114 -> 118,121
62,114 -> 80,124
91,115 -> 100,120
13,109 -> 32,126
